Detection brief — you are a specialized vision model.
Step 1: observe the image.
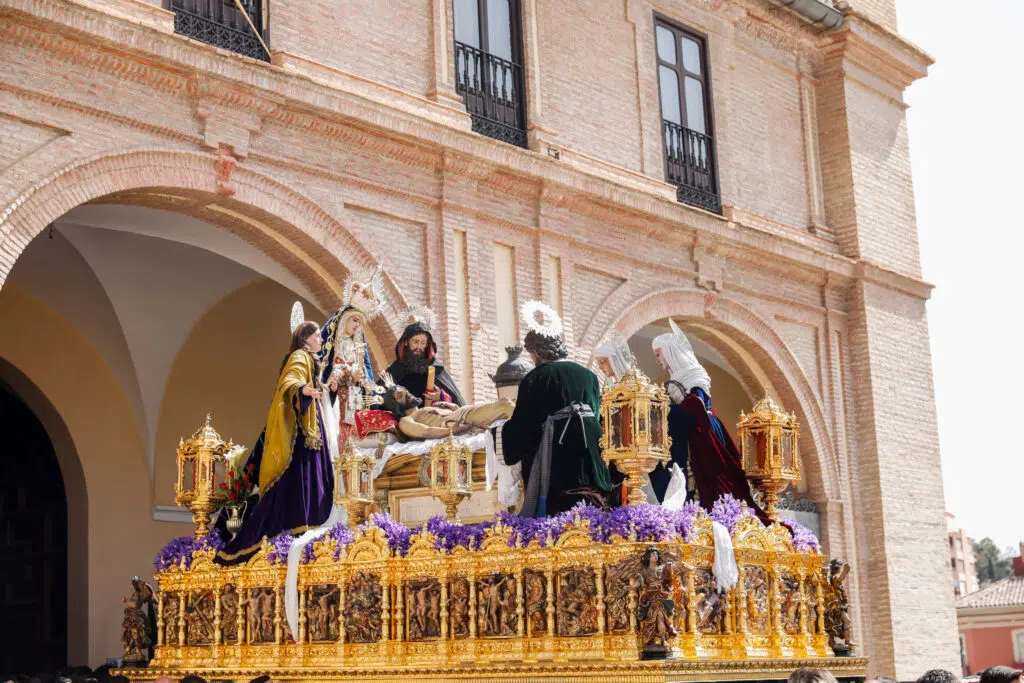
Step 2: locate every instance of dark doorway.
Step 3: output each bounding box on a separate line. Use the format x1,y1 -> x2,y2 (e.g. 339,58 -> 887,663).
0,383 -> 68,675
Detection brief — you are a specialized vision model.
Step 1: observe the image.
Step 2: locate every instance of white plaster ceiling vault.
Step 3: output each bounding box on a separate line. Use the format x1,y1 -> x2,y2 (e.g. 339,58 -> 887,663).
7,203 -> 325,478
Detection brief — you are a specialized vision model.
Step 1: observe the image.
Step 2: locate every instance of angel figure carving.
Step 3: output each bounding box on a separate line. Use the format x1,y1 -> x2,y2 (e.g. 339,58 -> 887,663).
633,546 -> 679,657
120,576 -> 156,665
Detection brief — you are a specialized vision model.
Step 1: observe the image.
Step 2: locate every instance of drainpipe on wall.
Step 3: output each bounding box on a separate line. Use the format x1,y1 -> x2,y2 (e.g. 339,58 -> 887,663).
773,0 -> 848,29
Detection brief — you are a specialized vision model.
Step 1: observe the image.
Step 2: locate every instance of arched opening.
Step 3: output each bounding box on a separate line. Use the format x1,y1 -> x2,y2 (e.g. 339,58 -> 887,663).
0,380 -> 68,674
628,319 -> 817,517
0,168 -> 406,665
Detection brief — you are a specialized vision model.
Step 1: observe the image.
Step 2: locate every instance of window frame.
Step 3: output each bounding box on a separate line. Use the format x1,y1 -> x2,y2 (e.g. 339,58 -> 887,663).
456,0 -> 524,67
452,0 -> 528,147
653,17 -> 712,138
1013,628 -> 1024,663
652,13 -> 720,212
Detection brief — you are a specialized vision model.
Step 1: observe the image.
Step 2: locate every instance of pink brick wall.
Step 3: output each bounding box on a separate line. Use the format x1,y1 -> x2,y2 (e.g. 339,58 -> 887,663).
0,0 -> 954,675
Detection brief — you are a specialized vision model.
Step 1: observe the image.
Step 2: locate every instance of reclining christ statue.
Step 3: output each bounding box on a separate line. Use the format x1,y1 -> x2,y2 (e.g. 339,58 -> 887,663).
377,373 -> 514,441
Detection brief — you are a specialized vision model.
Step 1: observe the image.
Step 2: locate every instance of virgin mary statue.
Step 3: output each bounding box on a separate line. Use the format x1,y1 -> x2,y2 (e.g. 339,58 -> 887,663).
319,265 -> 386,451
215,315 -> 334,566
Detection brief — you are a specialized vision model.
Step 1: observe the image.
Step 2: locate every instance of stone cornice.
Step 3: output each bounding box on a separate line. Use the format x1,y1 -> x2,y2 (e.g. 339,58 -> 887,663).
854,260 -> 933,300
819,12 -> 933,93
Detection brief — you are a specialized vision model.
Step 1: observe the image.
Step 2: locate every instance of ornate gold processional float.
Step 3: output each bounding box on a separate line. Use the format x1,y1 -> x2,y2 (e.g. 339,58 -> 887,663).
120,367 -> 865,682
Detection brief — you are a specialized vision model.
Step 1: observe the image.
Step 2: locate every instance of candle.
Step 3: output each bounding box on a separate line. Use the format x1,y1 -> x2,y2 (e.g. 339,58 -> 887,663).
426,366 -> 436,393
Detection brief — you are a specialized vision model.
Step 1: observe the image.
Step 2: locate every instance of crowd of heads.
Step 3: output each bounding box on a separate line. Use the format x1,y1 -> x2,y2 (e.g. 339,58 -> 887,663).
786,666 -> 1024,683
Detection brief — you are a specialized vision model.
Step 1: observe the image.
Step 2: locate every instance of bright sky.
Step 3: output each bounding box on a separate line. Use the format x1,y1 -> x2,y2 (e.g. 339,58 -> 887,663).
899,0 -> 1024,550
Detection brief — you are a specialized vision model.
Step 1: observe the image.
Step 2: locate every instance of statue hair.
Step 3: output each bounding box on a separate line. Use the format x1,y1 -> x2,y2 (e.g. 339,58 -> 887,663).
282,321 -> 319,372
524,330 -> 569,362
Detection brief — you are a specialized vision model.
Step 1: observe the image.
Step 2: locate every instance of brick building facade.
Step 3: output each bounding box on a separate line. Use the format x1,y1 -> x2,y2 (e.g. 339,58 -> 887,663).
0,0 -> 957,676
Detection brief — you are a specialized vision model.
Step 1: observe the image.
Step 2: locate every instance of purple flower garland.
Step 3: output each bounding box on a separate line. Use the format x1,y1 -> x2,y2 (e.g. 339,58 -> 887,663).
154,533 -> 224,572
155,495 -> 821,570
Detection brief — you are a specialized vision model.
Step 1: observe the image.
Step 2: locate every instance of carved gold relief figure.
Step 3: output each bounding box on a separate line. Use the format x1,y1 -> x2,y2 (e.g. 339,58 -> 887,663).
449,578 -> 470,638
308,585 -> 340,642
694,570 -> 725,634
477,574 -> 516,637
524,570 -> 547,635
744,566 -> 769,634
406,578 -> 441,641
344,573 -> 383,643
185,590 -> 215,645
556,568 -> 598,637
221,585 -> 239,643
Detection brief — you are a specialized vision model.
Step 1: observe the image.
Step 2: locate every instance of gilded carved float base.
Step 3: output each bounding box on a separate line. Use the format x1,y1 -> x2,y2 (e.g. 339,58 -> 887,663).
122,656 -> 868,682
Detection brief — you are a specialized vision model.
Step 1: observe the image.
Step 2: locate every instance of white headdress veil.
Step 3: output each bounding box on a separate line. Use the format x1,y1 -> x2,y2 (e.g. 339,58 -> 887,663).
594,334 -> 632,380
651,319 -> 711,396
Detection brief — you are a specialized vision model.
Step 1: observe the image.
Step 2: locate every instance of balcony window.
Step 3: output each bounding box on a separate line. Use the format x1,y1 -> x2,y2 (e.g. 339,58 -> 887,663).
170,0 -> 269,62
655,18 -> 719,213
453,0 -> 527,148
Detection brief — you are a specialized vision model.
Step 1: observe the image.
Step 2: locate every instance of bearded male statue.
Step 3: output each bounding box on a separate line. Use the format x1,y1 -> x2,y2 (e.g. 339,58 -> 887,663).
383,306 -> 465,407
378,374 -> 513,441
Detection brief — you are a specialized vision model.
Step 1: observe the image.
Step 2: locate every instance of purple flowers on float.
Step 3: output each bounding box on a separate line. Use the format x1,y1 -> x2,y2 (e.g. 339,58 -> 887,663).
709,493 -> 756,533
154,494 -> 821,569
154,534 -> 224,571
785,520 -> 821,553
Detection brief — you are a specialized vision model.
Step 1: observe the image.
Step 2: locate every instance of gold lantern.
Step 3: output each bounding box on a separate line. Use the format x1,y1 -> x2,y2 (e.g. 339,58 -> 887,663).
335,440 -> 375,525
175,414 -> 232,538
428,436 -> 474,521
598,366 -> 671,506
737,390 -> 801,521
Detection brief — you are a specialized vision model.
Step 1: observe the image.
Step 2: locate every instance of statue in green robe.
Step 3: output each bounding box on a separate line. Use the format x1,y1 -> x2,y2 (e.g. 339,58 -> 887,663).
496,301 -> 614,517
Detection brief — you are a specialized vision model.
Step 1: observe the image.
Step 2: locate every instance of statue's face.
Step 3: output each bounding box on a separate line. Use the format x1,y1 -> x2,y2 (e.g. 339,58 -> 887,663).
647,552 -> 659,568
597,357 -> 615,379
654,347 -> 669,371
407,333 -> 429,355
390,385 -> 422,411
344,314 -> 363,336
305,330 -> 323,353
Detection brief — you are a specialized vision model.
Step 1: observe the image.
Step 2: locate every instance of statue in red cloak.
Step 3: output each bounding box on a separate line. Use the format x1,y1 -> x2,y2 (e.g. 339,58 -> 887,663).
650,321 -> 769,524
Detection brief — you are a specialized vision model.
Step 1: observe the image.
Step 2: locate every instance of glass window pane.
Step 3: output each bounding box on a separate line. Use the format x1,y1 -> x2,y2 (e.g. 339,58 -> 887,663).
659,66 -> 681,125
487,0 -> 513,61
454,0 -> 480,47
685,76 -> 706,133
656,26 -> 676,64
682,36 -> 702,75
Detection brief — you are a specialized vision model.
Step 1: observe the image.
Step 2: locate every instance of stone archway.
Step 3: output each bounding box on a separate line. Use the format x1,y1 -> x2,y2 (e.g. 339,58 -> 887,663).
0,148 -> 406,352
592,287 -> 842,508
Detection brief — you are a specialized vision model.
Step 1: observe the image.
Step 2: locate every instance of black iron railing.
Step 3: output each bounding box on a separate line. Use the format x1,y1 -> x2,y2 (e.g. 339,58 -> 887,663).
663,120 -> 720,213
454,41 -> 527,148
170,0 -> 268,62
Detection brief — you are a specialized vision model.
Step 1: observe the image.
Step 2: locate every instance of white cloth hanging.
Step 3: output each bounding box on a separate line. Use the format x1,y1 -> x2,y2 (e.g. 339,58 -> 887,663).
711,520 -> 739,593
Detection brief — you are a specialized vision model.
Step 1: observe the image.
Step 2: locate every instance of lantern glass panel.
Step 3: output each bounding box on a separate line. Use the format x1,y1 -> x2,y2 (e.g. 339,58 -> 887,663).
436,457 -> 449,486
742,431 -> 758,471
609,405 -> 623,449
782,431 -> 794,469
341,469 -> 352,496
214,458 -> 227,487
619,404 -> 633,448
359,468 -> 370,497
649,405 -> 663,448
182,459 -> 196,492
457,459 -> 468,487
